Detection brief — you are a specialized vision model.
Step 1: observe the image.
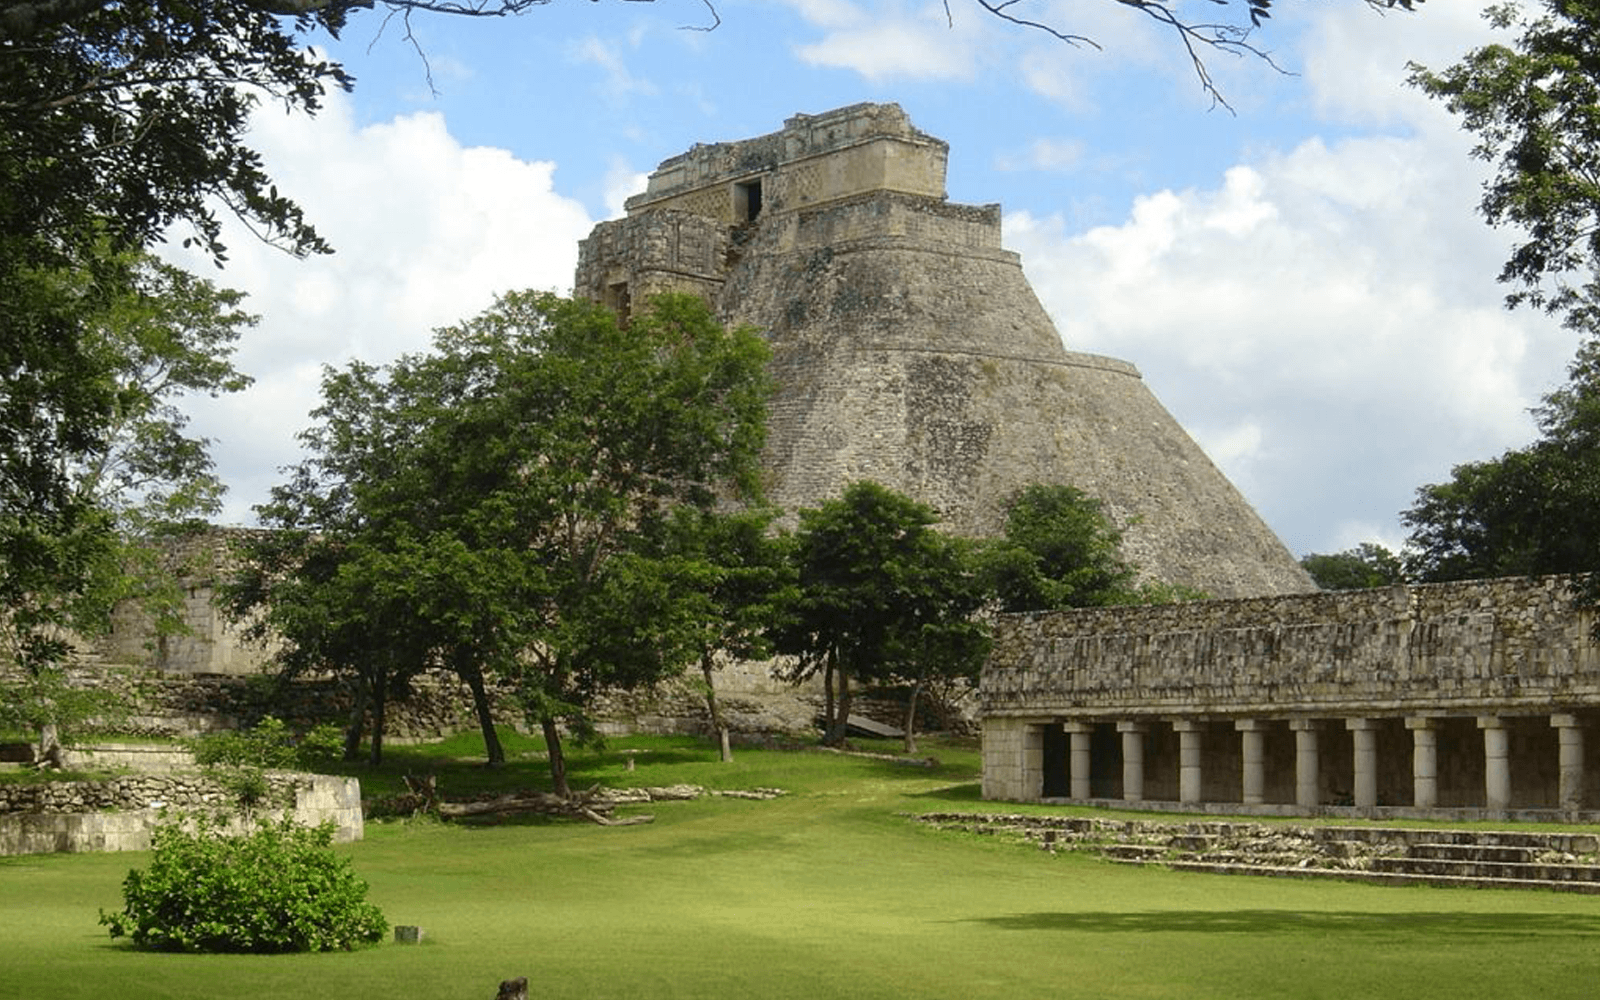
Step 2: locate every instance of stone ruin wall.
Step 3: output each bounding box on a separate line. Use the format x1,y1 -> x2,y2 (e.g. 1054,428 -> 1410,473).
983,575 -> 1597,719
92,528 -> 281,675
629,102 -> 950,221
0,772 -> 363,856
982,575 -> 1600,812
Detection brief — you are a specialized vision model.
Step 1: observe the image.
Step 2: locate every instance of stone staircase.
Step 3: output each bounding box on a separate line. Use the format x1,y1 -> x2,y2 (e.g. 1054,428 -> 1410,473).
915,813 -> 1600,893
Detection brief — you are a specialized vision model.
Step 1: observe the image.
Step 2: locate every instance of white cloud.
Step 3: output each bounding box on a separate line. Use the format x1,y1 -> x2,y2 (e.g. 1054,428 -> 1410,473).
1007,119 -> 1569,556
995,137 -> 1086,173
570,35 -> 659,98
1301,1 -> 1506,126
164,89 -> 593,525
790,1 -> 987,81
602,157 -> 651,220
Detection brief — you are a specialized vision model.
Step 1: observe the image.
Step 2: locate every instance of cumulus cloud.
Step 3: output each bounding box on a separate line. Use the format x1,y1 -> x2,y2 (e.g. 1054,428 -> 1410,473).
1008,124 -> 1567,557
570,35 -> 660,99
164,88 -> 593,525
788,0 -> 989,81
995,136 -> 1086,173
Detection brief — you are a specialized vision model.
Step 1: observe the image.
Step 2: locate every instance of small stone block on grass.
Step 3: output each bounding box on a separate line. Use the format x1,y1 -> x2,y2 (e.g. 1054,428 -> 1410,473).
496,977 -> 528,1000
393,925 -> 424,944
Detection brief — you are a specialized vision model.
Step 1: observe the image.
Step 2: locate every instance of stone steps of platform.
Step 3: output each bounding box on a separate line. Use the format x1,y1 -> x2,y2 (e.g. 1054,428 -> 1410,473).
1126,858 -> 1600,894
1367,856 -> 1600,883
1407,843 -> 1534,863
913,813 -> 1600,892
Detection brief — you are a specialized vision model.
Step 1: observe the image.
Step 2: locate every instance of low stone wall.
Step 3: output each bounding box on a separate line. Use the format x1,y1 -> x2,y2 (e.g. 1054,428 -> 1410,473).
0,772 -> 363,856
59,742 -> 195,770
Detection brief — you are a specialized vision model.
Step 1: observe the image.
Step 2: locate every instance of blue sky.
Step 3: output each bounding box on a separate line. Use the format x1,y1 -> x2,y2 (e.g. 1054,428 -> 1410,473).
168,0 -> 1575,564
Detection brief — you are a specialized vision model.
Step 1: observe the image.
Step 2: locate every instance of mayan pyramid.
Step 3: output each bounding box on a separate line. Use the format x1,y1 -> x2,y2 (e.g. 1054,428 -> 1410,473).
575,103 -> 1311,598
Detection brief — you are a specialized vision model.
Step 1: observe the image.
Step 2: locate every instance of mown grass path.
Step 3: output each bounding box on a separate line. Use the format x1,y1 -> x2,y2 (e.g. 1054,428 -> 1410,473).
5,735 -> 1599,999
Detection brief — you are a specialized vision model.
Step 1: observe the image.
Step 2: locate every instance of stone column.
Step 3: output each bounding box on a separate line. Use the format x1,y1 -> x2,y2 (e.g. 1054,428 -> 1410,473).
1479,715 -> 1511,812
1175,720 -> 1204,804
1236,719 -> 1266,805
1291,719 -> 1319,809
1346,718 -> 1378,809
1551,713 -> 1585,812
1406,717 -> 1437,809
1065,722 -> 1094,800
1118,721 -> 1146,802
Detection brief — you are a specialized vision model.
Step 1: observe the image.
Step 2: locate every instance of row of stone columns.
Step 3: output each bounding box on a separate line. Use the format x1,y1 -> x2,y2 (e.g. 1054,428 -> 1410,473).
1058,713 -> 1587,812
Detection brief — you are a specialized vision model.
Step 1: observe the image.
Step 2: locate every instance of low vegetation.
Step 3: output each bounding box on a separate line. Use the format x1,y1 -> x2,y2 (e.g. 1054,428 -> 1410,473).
98,814 -> 386,953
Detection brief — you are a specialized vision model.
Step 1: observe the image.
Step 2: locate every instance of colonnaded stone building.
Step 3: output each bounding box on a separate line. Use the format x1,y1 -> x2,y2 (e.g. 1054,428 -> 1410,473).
574,102 -> 1310,598
981,575 -> 1600,822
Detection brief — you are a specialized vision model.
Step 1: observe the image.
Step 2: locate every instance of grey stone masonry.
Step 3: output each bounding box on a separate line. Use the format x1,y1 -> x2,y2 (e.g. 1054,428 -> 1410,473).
981,575 -> 1600,819
983,575 -> 1594,719
0,771 -> 364,855
575,103 -> 1312,598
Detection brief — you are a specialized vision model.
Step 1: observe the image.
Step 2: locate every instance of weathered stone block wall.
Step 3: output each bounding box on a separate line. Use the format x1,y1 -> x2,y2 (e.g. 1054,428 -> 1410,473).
0,772 -> 363,855
983,576 -> 1597,718
785,193 -> 1002,252
95,528 -> 280,675
632,103 -> 948,221
574,210 -> 729,307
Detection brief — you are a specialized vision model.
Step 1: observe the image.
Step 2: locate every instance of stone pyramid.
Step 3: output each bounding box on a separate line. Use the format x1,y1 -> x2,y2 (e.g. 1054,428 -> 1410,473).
575,103 -> 1310,598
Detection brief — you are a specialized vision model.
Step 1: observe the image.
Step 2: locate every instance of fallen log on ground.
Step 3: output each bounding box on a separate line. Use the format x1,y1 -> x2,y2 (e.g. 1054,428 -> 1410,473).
394,777 -> 786,825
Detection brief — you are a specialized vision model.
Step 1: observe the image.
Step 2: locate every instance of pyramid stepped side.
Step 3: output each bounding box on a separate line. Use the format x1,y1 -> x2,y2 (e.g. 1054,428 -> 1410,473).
715,193 -> 1309,598
576,102 -> 1313,599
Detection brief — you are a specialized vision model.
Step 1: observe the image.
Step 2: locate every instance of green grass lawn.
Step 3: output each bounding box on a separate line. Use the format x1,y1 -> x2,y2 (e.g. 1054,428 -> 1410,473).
5,733 -> 1600,1000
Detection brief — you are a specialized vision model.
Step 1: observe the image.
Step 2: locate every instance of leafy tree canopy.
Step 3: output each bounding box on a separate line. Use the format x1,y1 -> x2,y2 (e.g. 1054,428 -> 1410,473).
1410,1 -> 1600,329
1299,542 -> 1406,590
230,293 -> 770,788
1402,336 -> 1600,582
2,249 -> 254,761
774,481 -> 989,746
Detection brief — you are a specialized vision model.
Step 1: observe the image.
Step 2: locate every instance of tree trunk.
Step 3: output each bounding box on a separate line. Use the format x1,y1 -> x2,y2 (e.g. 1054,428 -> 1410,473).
368,677 -> 386,767
701,653 -> 731,763
463,665 -> 505,766
541,715 -> 571,798
37,721 -> 63,769
822,649 -> 835,738
343,681 -> 368,762
902,680 -> 921,755
824,666 -> 852,747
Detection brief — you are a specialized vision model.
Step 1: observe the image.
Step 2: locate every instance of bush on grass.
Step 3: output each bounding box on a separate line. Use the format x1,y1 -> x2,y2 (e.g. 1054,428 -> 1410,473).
190,715 -> 343,770
99,815 -> 387,953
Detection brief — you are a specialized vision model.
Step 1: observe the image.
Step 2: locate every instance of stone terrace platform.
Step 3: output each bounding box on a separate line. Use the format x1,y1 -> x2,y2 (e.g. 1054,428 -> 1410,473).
918,813 -> 1600,893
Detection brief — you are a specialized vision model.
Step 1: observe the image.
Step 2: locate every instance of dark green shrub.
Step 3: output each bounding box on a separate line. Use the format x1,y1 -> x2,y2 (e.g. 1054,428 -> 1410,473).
191,715 -> 342,770
100,815 -> 387,953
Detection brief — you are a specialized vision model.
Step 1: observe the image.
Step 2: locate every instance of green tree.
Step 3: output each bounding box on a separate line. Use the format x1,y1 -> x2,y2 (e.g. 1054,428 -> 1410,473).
659,505 -> 795,762
1402,337 -> 1600,582
232,293 -> 770,789
1300,542 -> 1406,590
2,251 -> 254,762
983,484 -> 1144,612
775,481 -> 989,748
1409,1 -> 1600,331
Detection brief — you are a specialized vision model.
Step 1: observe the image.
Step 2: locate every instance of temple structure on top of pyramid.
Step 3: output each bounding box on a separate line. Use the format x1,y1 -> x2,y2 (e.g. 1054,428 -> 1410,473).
575,103 -> 1311,598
